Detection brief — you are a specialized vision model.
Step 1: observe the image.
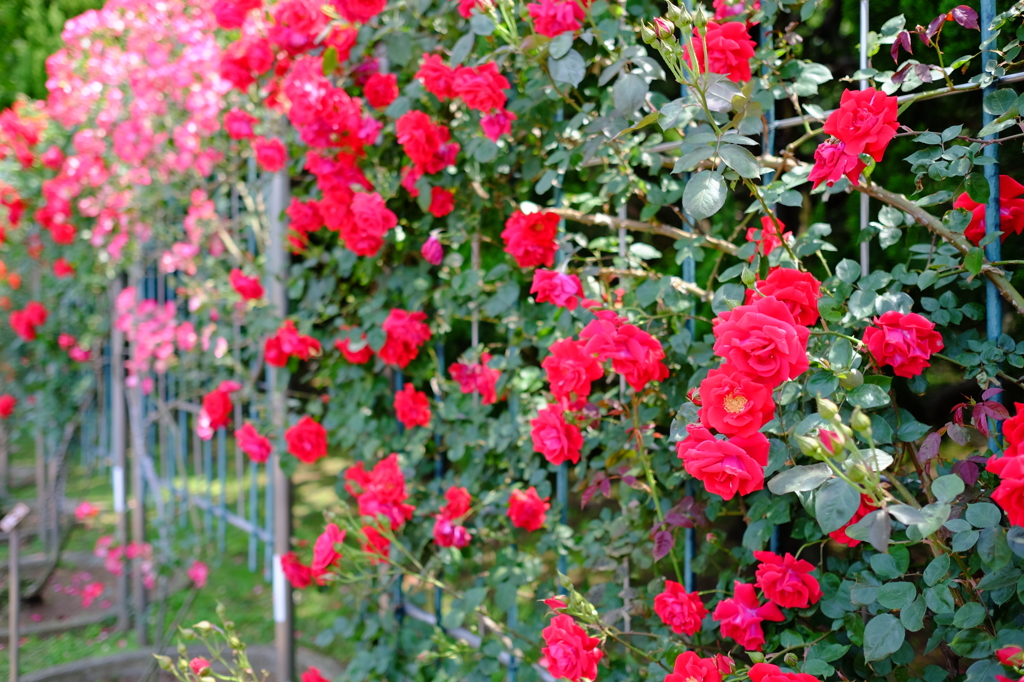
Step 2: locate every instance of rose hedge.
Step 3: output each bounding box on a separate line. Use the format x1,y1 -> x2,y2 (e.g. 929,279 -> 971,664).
2,0 -> 1024,681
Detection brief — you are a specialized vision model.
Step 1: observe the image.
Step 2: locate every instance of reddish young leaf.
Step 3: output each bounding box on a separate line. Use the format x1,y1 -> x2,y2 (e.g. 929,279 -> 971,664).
892,63 -> 912,84
653,530 -> 675,561
599,477 -> 611,498
924,14 -> 946,46
664,511 -> 693,528
581,484 -> 598,509
972,403 -> 991,436
948,422 -> 971,445
914,63 -> 934,83
982,386 -> 1004,400
979,400 -> 1010,420
952,460 -> 980,486
891,30 -> 913,62
918,431 -> 942,464
951,5 -> 979,30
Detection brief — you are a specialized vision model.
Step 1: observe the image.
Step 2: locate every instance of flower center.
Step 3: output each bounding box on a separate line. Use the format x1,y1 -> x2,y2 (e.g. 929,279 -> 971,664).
723,391 -> 748,414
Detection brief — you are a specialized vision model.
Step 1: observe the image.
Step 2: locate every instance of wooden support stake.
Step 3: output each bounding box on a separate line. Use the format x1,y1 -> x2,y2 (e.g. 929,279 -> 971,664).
3,502 -> 30,682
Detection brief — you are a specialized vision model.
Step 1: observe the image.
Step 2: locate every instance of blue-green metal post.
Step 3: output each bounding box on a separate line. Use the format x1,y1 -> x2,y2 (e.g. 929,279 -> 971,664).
217,426 -> 227,555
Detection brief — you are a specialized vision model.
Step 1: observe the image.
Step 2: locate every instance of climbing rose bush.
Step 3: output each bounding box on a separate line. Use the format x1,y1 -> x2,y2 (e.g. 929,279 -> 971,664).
2,0 -> 1024,679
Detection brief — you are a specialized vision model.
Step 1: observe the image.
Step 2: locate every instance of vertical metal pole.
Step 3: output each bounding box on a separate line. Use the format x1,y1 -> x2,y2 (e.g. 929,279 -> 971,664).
177,399 -> 188,529
982,0 -> 1003,448
8,526 -> 19,682
204,437 -> 213,538
217,427 -> 227,555
0,421 -> 8,500
34,407 -> 46,551
266,166 -> 294,682
859,0 -> 871,276
392,372 -> 404,627
127,267 -> 148,647
110,279 -> 130,633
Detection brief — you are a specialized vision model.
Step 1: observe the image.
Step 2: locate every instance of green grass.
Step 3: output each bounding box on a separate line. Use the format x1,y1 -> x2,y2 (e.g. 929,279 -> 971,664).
0,434 -> 356,676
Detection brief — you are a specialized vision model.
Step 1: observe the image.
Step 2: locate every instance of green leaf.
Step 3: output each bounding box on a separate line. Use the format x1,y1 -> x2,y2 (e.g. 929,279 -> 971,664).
768,464 -> 832,494
814,477 -> 862,534
613,73 -> 648,115
965,173 -> 990,204
672,146 -> 715,173
983,89 -> 1018,116
923,554 -> 950,586
925,584 -> 956,614
870,553 -> 902,580
965,248 -> 984,275
953,529 -> 981,552
836,259 -> 861,283
549,32 -> 574,59
901,595 -> 927,631
719,143 -> 761,178
450,32 -> 475,66
847,384 -> 890,409
548,50 -> 586,88
863,614 -> 905,661
682,171 -> 727,221
484,281 -> 520,317
932,474 -> 965,503
950,629 -> 995,658
953,602 -> 988,629
323,46 -> 339,75
966,502 -> 1002,528
877,582 -> 917,610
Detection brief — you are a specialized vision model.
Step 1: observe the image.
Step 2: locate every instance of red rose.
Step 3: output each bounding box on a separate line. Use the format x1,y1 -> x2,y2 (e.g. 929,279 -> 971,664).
745,216 -> 790,261
684,21 -> 756,83
212,0 -> 262,28
954,175 -> 1024,245
285,416 -> 328,463
344,453 -> 416,529
829,494 -> 877,546
531,405 -> 583,466
749,662 -> 823,682
189,658 -> 212,676
997,647 -> 1024,667
713,295 -> 810,386
301,668 -> 330,682
253,136 -> 287,172
53,258 -> 75,278
507,487 -> 550,531
335,333 -> 373,364
541,614 -> 604,682
428,187 -> 455,218
379,309 -> 431,368
653,580 -> 707,636
324,27 -> 358,62
433,515 -> 471,548
823,88 -> 898,162
235,423 -> 272,463
439,486 -> 471,519
1003,403 -> 1024,457
415,54 -> 455,100
712,581 -> 784,651
676,425 -> 769,500
542,338 -> 605,401
481,108 -> 516,141
863,310 -> 943,378
580,312 -> 669,392
501,210 -> 559,269
394,384 -> 431,429
364,73 -> 399,109
749,268 -> 821,327
224,109 -> 258,140
311,522 -> 345,576
451,63 -> 510,113
359,525 -> 390,563
421,234 -> 444,265
698,365 -> 776,438
288,197 -> 324,234
268,0 -> 327,55
59,333 -> 76,350
528,0 -> 583,37
339,192 -> 397,257
666,652 -> 723,682
395,110 -> 447,168
202,389 -> 233,430
753,551 -> 823,609
0,394 -> 16,419
450,353 -> 501,405
10,301 -> 47,341
989,454 -> 1024,527
531,269 -> 583,309
229,268 -> 265,300
808,140 -> 868,189
331,0 -> 386,24
281,551 -> 313,589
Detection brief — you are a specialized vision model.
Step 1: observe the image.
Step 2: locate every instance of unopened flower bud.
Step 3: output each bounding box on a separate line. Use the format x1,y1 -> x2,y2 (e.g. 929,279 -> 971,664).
847,463 -> 869,482
692,5 -> 708,29
421,233 -> 443,266
816,398 -> 838,421
839,369 -> 864,390
652,17 -> 674,39
820,429 -> 844,455
687,386 -> 702,407
229,636 -> 244,650
666,0 -> 691,29
640,23 -> 657,45
179,630 -> 195,642
796,434 -> 823,459
785,653 -> 799,668
154,655 -> 173,671
189,658 -> 211,676
194,620 -> 212,634
851,408 -> 872,434
741,267 -> 757,287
